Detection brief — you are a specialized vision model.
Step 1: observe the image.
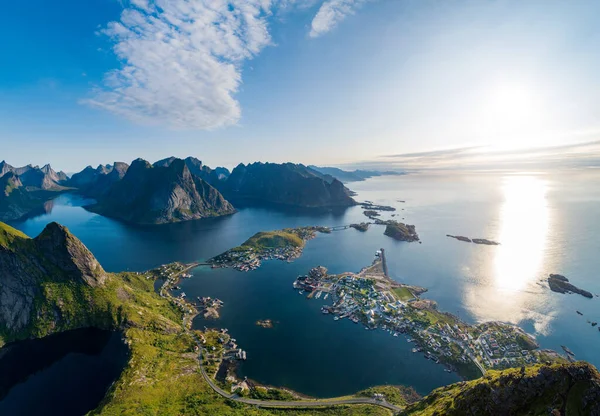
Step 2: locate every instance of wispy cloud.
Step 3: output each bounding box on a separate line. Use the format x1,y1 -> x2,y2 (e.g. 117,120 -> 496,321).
309,0 -> 370,38
342,140 -> 600,172
84,0 -> 375,129
85,1 -> 274,130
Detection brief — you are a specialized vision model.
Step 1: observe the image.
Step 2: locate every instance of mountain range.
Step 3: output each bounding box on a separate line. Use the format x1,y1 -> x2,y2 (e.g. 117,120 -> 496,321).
308,166 -> 405,183
0,157 -> 360,224
220,162 -> 357,208
86,158 -> 236,224
0,162 -> 69,221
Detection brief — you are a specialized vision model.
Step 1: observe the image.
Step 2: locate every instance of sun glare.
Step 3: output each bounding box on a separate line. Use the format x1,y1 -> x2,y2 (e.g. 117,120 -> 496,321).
479,82 -> 545,150
494,175 -> 549,291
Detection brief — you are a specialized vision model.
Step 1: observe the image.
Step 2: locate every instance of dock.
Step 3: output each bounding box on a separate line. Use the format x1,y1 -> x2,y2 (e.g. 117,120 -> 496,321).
380,248 -> 389,277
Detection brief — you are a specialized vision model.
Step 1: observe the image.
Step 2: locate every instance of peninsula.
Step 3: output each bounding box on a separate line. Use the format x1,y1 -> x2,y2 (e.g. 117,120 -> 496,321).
295,250 -> 565,378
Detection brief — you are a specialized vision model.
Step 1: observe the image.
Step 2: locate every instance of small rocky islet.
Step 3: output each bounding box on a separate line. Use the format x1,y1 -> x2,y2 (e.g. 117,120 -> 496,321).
446,235 -> 500,245
547,273 -> 593,299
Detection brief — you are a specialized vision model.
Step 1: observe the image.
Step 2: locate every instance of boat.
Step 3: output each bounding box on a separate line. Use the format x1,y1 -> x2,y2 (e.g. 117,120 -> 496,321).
324,293 -> 329,300
576,311 -> 583,315
334,316 -> 340,321
393,333 -> 399,337
412,348 -> 418,353
444,369 -> 452,373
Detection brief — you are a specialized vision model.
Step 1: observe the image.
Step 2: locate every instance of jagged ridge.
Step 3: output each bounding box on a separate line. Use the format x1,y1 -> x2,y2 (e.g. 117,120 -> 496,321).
87,158 -> 235,224
219,162 -> 357,208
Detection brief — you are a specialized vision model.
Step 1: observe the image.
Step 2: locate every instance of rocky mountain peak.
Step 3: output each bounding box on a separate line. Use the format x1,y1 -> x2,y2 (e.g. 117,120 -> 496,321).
34,222 -> 107,287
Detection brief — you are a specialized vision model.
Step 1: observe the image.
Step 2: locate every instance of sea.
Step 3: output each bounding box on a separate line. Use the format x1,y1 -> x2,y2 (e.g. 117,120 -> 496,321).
8,170 -> 600,399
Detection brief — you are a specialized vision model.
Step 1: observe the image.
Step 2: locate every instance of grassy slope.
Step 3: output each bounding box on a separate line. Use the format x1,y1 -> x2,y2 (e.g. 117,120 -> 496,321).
0,221 -> 29,247
241,230 -> 305,250
404,362 -> 600,416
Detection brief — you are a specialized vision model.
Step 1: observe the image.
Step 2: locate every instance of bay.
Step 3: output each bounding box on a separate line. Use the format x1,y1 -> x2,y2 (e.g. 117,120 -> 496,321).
9,171 -> 600,397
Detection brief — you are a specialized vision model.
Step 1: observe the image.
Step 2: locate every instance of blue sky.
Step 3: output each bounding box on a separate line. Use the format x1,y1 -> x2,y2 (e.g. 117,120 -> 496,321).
1,0 -> 600,172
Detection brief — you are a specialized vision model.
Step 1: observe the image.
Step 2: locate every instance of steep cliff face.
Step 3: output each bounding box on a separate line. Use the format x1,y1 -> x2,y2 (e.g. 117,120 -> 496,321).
405,362 -> 600,416
154,156 -> 230,187
69,163 -> 129,198
0,161 -> 68,190
88,158 -> 235,224
0,173 -> 48,221
220,162 -> 357,208
0,222 -> 107,340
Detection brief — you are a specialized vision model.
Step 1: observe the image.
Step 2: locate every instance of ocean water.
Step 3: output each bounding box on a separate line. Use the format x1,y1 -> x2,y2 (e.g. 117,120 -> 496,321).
9,171 -> 600,397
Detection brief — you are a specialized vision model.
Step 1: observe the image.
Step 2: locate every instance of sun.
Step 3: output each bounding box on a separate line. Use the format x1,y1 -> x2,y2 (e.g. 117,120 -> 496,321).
479,81 -> 545,149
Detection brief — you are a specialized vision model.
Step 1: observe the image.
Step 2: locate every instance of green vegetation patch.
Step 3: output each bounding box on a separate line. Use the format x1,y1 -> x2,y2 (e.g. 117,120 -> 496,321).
392,287 -> 414,301
357,385 -> 420,407
241,230 -> 305,250
0,221 -> 29,248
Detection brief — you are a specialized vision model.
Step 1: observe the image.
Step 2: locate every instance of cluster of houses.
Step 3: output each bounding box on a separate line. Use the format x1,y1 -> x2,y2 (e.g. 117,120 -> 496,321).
211,245 -> 304,272
296,261 -> 550,375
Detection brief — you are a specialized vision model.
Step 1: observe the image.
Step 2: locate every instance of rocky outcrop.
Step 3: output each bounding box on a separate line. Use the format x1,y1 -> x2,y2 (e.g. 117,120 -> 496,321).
405,362 -> 600,416
548,274 -> 593,299
0,222 -> 107,336
384,221 -> 419,242
88,158 -> 235,224
219,162 -> 357,208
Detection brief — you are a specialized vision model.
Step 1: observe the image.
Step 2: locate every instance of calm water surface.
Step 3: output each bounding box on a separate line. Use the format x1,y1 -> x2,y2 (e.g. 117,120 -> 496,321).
10,171 -> 600,397
0,329 -> 128,416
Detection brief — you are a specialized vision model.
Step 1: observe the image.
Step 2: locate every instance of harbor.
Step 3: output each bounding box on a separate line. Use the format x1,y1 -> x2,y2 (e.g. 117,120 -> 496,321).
294,249 -> 567,378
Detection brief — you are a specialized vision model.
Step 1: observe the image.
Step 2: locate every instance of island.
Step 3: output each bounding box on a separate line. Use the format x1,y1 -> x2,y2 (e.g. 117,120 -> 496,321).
447,235 -> 500,245
294,250 -> 565,378
383,221 -> 420,242
547,274 -> 593,299
363,210 -> 381,218
350,223 -> 370,232
255,319 -> 274,328
361,203 -> 396,212
208,226 -> 330,271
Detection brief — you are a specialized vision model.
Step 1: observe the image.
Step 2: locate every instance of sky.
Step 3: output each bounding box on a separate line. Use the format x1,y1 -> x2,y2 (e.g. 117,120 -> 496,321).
1,0 -> 600,172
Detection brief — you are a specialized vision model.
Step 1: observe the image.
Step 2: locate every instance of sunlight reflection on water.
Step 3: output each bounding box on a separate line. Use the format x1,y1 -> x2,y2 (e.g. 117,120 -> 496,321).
495,176 -> 549,291
465,175 -> 555,334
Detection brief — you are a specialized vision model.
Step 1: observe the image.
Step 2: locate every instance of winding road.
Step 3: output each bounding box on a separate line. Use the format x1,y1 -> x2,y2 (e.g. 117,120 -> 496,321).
192,333 -> 403,414
165,264 -> 403,414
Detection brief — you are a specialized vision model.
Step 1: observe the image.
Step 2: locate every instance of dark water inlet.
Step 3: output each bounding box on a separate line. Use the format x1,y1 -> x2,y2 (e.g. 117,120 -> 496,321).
0,328 -> 129,416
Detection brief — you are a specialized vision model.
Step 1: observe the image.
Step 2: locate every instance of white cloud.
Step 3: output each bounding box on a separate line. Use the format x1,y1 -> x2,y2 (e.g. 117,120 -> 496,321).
309,0 -> 369,38
85,0 -> 275,129
85,0 -> 374,129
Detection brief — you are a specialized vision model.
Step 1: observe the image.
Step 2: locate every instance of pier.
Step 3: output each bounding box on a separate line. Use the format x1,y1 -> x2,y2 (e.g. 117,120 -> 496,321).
380,248 -> 389,277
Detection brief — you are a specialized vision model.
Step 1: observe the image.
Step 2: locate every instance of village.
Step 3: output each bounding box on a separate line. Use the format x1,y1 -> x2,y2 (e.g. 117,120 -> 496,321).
294,249 -> 565,377
208,226 -> 330,272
